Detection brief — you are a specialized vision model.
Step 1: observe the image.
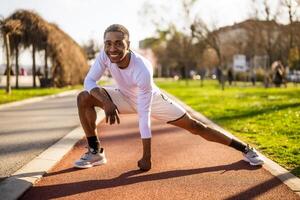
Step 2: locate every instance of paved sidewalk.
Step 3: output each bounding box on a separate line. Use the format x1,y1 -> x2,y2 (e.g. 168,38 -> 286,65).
20,114 -> 300,200
0,90 -> 90,200
0,91 -> 80,180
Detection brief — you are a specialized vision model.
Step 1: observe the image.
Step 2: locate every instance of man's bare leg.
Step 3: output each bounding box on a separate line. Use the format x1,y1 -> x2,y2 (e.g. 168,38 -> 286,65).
169,113 -> 231,144
169,113 -> 247,151
77,88 -> 119,137
77,91 -> 104,137
77,87 -> 119,149
137,113 -> 237,171
168,113 -> 265,166
77,91 -> 105,153
74,89 -> 120,168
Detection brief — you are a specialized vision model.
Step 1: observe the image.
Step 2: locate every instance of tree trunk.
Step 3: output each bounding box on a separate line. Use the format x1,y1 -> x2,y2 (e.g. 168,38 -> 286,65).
216,50 -> 225,90
32,44 -> 36,88
15,45 -> 19,89
4,33 -> 11,94
185,65 -> 189,86
44,47 -> 48,79
221,70 -> 225,91
264,53 -> 271,88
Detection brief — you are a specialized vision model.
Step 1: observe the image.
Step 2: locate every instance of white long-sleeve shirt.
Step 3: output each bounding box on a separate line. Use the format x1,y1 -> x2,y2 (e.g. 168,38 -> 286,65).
84,50 -> 160,138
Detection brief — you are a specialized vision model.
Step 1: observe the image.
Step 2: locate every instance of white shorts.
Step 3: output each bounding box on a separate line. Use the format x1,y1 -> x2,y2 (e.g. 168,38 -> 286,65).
103,86 -> 186,123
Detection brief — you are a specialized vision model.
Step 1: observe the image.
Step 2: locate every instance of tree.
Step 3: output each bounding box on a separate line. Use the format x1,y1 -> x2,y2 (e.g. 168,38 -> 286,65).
12,35 -> 21,88
0,16 -> 12,94
250,0 -> 284,87
165,26 -> 197,81
139,0 -> 202,83
280,0 -> 300,70
0,18 -> 22,94
191,18 -> 227,89
4,33 -> 12,93
4,10 -> 89,87
281,0 -> 299,46
82,39 -> 100,60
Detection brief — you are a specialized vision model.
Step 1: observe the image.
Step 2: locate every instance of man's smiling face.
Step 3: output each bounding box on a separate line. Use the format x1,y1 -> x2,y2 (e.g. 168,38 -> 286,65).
104,31 -> 130,64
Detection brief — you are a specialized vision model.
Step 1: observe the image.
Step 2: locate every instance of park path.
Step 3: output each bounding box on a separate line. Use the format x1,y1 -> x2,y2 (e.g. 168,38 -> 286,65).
0,91 -> 79,180
21,114 -> 299,200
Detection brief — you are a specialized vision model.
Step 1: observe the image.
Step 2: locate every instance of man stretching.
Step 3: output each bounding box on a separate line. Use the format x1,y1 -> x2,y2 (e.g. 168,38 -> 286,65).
74,24 -> 264,171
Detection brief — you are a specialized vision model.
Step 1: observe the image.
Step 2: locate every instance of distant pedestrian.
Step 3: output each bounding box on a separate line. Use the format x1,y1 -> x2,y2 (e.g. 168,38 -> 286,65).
216,67 -> 222,84
272,61 -> 284,87
74,24 -> 264,171
227,68 -> 233,85
20,67 -> 27,76
250,69 -> 256,86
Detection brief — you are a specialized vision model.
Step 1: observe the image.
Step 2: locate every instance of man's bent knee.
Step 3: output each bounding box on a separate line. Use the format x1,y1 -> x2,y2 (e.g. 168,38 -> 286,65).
77,91 -> 92,107
77,90 -> 104,108
77,91 -> 90,102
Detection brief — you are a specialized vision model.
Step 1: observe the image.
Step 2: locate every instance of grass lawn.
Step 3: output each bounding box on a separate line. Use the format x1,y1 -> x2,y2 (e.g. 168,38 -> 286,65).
0,85 -> 82,105
0,80 -> 112,105
156,79 -> 300,177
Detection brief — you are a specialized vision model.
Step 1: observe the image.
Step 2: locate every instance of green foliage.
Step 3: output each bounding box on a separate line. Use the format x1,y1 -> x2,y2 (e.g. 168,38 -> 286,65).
141,27 -> 202,77
157,79 -> 300,177
288,47 -> 300,70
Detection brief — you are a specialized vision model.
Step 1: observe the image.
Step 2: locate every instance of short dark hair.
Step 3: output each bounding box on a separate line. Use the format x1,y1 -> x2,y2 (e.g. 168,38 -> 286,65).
103,24 -> 129,40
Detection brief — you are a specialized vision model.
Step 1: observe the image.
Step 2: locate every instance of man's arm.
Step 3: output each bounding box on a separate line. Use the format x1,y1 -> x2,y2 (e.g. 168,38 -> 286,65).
138,138 -> 151,171
135,68 -> 153,170
84,51 -> 119,125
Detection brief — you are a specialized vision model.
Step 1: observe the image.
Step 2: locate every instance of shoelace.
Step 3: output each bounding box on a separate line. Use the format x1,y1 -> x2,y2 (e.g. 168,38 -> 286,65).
247,147 -> 259,158
81,151 -> 91,160
80,147 -> 94,160
250,151 -> 259,158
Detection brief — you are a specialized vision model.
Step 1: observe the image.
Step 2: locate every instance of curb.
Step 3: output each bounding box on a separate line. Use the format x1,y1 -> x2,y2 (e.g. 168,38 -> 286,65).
0,89 -> 79,110
0,111 -> 105,200
0,91 -> 106,200
164,90 -> 300,197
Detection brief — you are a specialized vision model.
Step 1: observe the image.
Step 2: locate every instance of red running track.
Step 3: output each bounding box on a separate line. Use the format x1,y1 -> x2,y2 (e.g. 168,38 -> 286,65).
21,114 -> 299,200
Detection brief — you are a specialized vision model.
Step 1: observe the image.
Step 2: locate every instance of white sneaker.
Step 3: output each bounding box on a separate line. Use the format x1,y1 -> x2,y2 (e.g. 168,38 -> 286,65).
243,145 -> 264,166
74,148 -> 107,169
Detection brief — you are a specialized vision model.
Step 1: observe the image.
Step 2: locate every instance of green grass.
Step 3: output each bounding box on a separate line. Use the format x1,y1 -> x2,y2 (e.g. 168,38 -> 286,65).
0,80 -> 111,105
156,79 -> 300,177
0,85 -> 82,105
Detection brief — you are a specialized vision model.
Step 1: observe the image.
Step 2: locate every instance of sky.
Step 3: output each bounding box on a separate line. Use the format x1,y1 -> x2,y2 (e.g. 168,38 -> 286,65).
0,0 -> 283,65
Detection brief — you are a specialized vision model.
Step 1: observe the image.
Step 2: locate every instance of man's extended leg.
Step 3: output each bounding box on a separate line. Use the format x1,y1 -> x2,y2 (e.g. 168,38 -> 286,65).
169,113 -> 232,145
169,113 -> 264,165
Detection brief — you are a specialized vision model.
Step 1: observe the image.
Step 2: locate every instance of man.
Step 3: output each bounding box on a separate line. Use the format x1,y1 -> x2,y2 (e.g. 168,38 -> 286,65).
272,61 -> 285,87
74,24 -> 264,171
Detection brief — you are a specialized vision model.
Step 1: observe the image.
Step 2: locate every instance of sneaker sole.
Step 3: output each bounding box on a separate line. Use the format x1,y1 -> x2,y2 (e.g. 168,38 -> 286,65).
74,158 -> 107,169
243,157 -> 264,166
